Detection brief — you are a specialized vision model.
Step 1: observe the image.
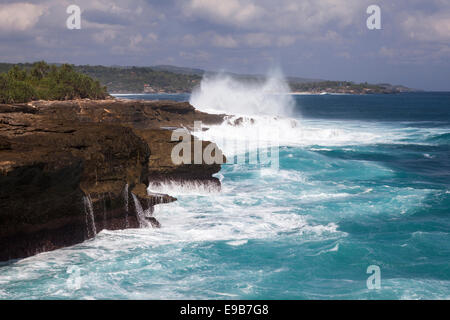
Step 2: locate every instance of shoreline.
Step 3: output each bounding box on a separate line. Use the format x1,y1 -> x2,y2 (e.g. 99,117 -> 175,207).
0,98 -> 226,261
110,91 -> 423,96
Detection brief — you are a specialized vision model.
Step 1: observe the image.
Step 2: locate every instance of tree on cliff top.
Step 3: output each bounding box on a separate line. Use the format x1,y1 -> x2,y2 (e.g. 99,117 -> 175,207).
0,61 -> 108,103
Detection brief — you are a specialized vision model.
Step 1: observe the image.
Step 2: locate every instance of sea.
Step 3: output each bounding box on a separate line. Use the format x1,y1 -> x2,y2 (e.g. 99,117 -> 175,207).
1,81 -> 449,299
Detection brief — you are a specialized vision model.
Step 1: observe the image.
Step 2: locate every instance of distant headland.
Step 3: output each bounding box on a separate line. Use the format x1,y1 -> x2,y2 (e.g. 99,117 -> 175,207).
0,62 -> 418,98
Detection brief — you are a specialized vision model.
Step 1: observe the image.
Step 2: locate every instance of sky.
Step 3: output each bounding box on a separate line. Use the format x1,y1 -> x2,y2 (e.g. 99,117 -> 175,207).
0,0 -> 449,90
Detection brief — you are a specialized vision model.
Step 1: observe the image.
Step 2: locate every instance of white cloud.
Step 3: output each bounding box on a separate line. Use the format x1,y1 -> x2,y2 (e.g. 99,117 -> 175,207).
242,33 -> 272,47
212,34 -> 238,48
130,34 -> 143,49
179,50 -> 211,61
146,32 -> 158,42
183,0 -> 263,25
208,31 -> 297,49
182,0 -> 365,33
0,2 -> 44,32
92,29 -> 117,43
277,35 -> 296,47
379,46 -> 396,58
181,34 -> 198,47
401,12 -> 450,42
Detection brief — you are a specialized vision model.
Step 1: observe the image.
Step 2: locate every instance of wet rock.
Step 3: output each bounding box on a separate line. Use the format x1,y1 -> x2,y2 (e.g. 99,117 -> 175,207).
0,99 -> 226,261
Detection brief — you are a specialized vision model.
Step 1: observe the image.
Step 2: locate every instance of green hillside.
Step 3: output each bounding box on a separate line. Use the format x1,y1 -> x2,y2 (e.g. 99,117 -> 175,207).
0,62 -> 415,95
74,65 -> 202,93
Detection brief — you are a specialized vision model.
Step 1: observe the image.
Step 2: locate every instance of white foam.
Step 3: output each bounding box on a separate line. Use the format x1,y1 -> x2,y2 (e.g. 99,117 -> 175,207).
298,192 -> 353,202
194,116 -> 423,159
259,168 -> 308,183
190,70 -> 448,155
312,242 -> 340,256
227,240 -> 248,246
190,69 -> 295,117
147,179 -> 220,196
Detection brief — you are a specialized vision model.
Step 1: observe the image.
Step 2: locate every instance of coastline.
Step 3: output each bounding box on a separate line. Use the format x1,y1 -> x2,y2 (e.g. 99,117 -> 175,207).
111,90 -> 420,97
0,98 -> 226,261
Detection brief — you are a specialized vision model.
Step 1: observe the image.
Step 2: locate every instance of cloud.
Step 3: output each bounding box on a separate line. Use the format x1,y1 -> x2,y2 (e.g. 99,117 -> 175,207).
242,33 -> 272,47
202,32 -> 294,49
182,0 -> 365,33
0,2 -> 44,32
179,50 -> 211,62
379,46 -> 396,58
0,0 -> 449,90
182,0 -> 263,25
181,34 -> 199,47
83,9 -> 132,26
130,34 -> 143,49
146,32 -> 158,42
92,29 -> 117,43
401,12 -> 450,42
212,34 -> 238,48
277,35 -> 296,47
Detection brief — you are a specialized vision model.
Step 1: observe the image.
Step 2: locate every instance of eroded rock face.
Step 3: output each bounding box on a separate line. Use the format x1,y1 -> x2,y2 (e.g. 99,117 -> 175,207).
0,99 -> 225,261
0,112 -> 166,261
32,99 -> 226,185
136,128 -> 224,182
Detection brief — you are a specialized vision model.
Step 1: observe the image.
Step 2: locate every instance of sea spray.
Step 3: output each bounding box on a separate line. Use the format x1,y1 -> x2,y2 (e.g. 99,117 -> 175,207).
189,69 -> 301,159
189,69 -> 387,154
190,68 -> 295,117
83,195 -> 97,238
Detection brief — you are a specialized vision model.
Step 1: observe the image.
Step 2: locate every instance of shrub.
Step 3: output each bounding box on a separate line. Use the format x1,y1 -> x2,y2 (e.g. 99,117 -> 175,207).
0,74 -> 36,103
0,61 -> 108,103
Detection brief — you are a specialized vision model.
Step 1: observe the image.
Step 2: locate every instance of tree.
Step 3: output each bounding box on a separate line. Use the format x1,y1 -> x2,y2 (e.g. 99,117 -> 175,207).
30,61 -> 50,80
7,65 -> 27,81
0,62 -> 108,103
0,73 -> 36,103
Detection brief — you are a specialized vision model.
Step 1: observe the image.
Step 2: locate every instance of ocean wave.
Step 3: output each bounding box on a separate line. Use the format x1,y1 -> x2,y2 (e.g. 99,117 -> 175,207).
425,132 -> 450,144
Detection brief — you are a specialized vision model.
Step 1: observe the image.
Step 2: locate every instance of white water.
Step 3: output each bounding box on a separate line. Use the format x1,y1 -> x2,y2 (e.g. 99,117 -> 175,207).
189,72 -> 447,158
83,195 -> 97,238
148,179 -> 221,196
190,69 -> 295,117
2,89 -> 448,300
131,194 -> 149,228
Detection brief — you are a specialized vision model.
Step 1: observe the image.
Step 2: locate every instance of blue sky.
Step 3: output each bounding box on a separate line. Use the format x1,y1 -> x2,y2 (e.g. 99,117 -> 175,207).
0,0 -> 449,90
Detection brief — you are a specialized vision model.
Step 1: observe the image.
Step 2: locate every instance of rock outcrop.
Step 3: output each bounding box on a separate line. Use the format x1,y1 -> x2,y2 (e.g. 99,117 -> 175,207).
30,99 -> 224,129
0,99 -> 225,261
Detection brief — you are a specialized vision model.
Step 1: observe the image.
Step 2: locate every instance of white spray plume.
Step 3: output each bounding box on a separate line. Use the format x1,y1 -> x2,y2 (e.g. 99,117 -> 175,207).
189,68 -> 295,117
190,68 -> 403,156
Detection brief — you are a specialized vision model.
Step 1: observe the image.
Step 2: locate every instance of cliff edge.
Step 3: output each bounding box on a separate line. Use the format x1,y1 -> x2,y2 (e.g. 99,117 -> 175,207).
0,99 -> 225,261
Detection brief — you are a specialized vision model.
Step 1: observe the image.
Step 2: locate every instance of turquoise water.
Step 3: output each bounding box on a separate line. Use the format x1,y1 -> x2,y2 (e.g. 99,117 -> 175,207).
1,93 -> 449,299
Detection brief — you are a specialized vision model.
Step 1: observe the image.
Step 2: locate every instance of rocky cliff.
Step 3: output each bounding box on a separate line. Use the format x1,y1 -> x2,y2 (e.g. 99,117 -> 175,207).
0,99 -> 225,261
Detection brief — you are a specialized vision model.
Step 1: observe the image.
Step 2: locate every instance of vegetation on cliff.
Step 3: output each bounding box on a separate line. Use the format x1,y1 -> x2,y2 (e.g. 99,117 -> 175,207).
73,65 -> 412,94
0,62 -> 108,103
75,65 -> 202,93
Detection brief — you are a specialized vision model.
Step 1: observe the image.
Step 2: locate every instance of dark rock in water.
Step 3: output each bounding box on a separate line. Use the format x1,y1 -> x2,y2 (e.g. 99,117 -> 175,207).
0,99 -> 226,261
146,217 -> 161,228
136,128 -> 225,184
226,116 -> 255,126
